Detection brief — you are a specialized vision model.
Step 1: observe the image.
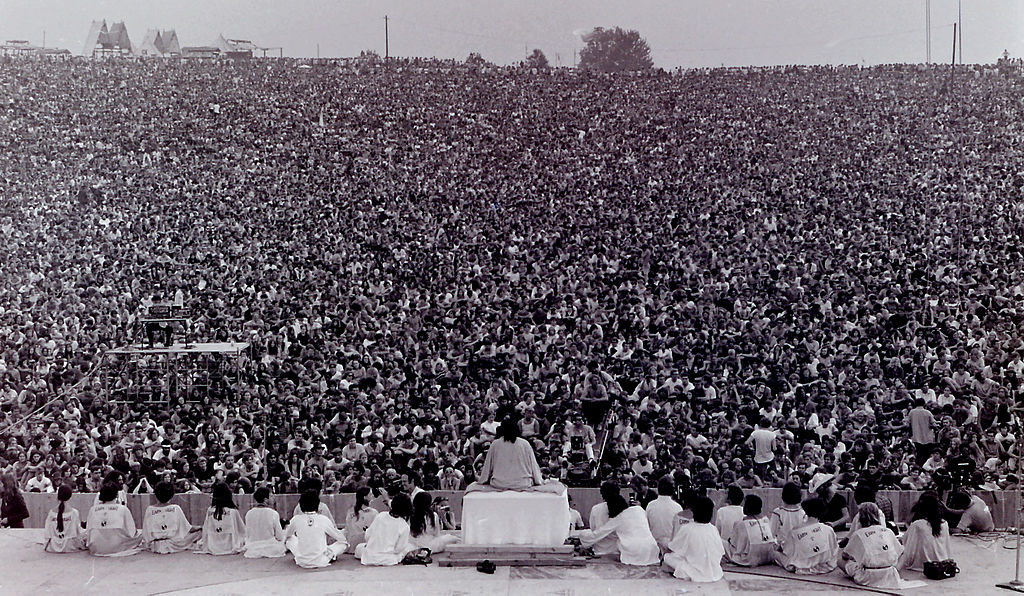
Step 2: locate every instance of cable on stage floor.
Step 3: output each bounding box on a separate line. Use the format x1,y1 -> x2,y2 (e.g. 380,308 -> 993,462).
722,566 -> 901,596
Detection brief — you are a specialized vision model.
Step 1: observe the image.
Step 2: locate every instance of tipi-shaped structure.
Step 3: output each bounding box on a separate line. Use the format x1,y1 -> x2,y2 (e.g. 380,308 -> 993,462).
83,20 -> 133,57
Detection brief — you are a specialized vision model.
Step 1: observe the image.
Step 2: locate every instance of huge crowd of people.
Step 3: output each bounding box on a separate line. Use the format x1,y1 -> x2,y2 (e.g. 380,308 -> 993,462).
0,57 -> 1022,512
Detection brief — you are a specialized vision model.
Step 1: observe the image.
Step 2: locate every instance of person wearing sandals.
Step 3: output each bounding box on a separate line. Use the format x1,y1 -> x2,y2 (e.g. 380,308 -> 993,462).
285,490 -> 348,568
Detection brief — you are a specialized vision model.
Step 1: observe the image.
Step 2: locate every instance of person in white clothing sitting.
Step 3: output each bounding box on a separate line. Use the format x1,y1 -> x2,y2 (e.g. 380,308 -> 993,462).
44,485 -> 85,553
285,490 -> 348,568
244,486 -> 287,558
141,482 -> 200,554
725,495 -> 776,567
588,481 -> 624,556
575,493 -> 660,565
663,496 -> 725,582
356,493 -> 416,566
645,476 -> 683,554
714,485 -> 745,548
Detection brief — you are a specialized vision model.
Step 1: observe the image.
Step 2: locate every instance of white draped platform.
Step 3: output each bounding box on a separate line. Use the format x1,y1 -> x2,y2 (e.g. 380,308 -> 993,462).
461,491 -> 571,546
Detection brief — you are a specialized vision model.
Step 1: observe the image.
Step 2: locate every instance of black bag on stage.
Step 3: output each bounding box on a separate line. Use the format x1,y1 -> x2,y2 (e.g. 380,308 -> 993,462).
923,559 -> 959,580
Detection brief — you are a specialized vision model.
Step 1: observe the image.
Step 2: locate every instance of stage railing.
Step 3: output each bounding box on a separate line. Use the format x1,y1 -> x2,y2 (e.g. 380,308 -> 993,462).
14,488 -> 1020,530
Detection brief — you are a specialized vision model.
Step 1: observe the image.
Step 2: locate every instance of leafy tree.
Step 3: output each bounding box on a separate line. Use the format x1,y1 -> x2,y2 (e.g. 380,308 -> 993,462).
578,27 -> 653,73
526,48 -> 549,69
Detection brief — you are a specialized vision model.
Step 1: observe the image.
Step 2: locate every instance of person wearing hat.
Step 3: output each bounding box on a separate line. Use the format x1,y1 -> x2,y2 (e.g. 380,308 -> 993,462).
809,471 -> 850,530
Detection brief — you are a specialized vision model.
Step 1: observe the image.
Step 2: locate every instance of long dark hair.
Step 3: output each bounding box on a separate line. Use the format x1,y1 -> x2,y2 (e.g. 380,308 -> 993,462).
210,482 -> 236,521
56,485 -> 72,533
911,492 -> 945,537
497,418 -> 519,443
410,491 -> 433,536
353,486 -> 371,518
606,493 -> 629,519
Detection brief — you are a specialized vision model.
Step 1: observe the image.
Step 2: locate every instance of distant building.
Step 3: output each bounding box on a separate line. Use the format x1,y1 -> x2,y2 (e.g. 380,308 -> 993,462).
137,29 -> 181,57
83,20 -> 133,57
181,46 -> 221,59
214,35 -> 255,60
1,40 -> 72,60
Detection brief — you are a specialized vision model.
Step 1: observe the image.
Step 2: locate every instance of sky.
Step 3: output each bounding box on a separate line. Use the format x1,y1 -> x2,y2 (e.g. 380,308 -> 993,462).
1,0 -> 1021,67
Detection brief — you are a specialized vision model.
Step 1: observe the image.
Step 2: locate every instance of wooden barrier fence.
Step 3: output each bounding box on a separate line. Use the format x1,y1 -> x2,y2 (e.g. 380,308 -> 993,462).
15,489 -> 1020,530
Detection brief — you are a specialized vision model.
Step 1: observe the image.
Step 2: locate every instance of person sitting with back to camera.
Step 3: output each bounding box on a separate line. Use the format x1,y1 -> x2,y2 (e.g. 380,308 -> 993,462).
469,418 -> 565,493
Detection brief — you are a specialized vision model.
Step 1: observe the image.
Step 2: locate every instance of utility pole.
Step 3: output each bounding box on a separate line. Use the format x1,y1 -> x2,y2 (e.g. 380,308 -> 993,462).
42,30 -> 45,49
384,15 -> 389,60
926,0 -> 931,63
951,23 -> 957,86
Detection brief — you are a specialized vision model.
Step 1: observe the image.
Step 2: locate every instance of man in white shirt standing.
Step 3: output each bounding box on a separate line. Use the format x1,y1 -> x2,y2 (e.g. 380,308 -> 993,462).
645,476 -> 682,553
745,417 -> 792,480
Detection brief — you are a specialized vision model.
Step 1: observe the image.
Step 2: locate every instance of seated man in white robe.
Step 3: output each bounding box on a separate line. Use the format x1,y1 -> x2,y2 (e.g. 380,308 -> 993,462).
290,477 -> 336,525
86,483 -> 143,557
773,497 -> 839,575
589,481 -> 624,556
726,495 -> 776,567
714,485 -> 746,549
663,496 -> 725,582
356,493 -> 416,566
469,419 -> 564,493
142,481 -> 200,554
285,490 -> 349,568
244,486 -> 287,558
575,493 -> 660,565
645,476 -> 683,554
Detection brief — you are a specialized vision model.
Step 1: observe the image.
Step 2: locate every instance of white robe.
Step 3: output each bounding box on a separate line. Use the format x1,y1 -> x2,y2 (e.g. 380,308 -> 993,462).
842,526 -> 923,589
577,505 -> 660,566
85,502 -> 143,557
773,521 -> 838,574
409,513 -> 460,553
477,437 -> 544,490
195,507 -> 246,555
292,501 -> 336,526
714,505 -> 744,548
285,512 -> 347,568
645,496 -> 682,552
898,519 -> 951,571
769,505 -> 807,549
343,506 -> 378,554
44,507 -> 86,553
588,502 -> 619,555
244,506 -> 286,558
356,512 -> 414,566
663,522 -> 725,582
142,504 -> 200,554
726,516 -> 776,566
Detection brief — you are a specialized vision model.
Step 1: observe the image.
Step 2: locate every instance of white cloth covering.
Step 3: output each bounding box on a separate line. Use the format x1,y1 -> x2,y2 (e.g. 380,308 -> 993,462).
772,521 -> 838,574
645,496 -> 682,552
44,506 -> 85,553
244,506 -> 286,558
576,505 -> 660,566
898,519 -> 951,571
726,516 -> 776,566
85,502 -> 143,556
195,507 -> 246,555
663,521 -> 725,582
355,512 -> 415,566
142,503 -> 200,554
285,512 -> 347,568
462,491 -> 570,546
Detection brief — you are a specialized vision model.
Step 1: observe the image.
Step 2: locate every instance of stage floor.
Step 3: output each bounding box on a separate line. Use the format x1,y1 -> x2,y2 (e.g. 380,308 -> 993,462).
0,530 -> 1018,595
